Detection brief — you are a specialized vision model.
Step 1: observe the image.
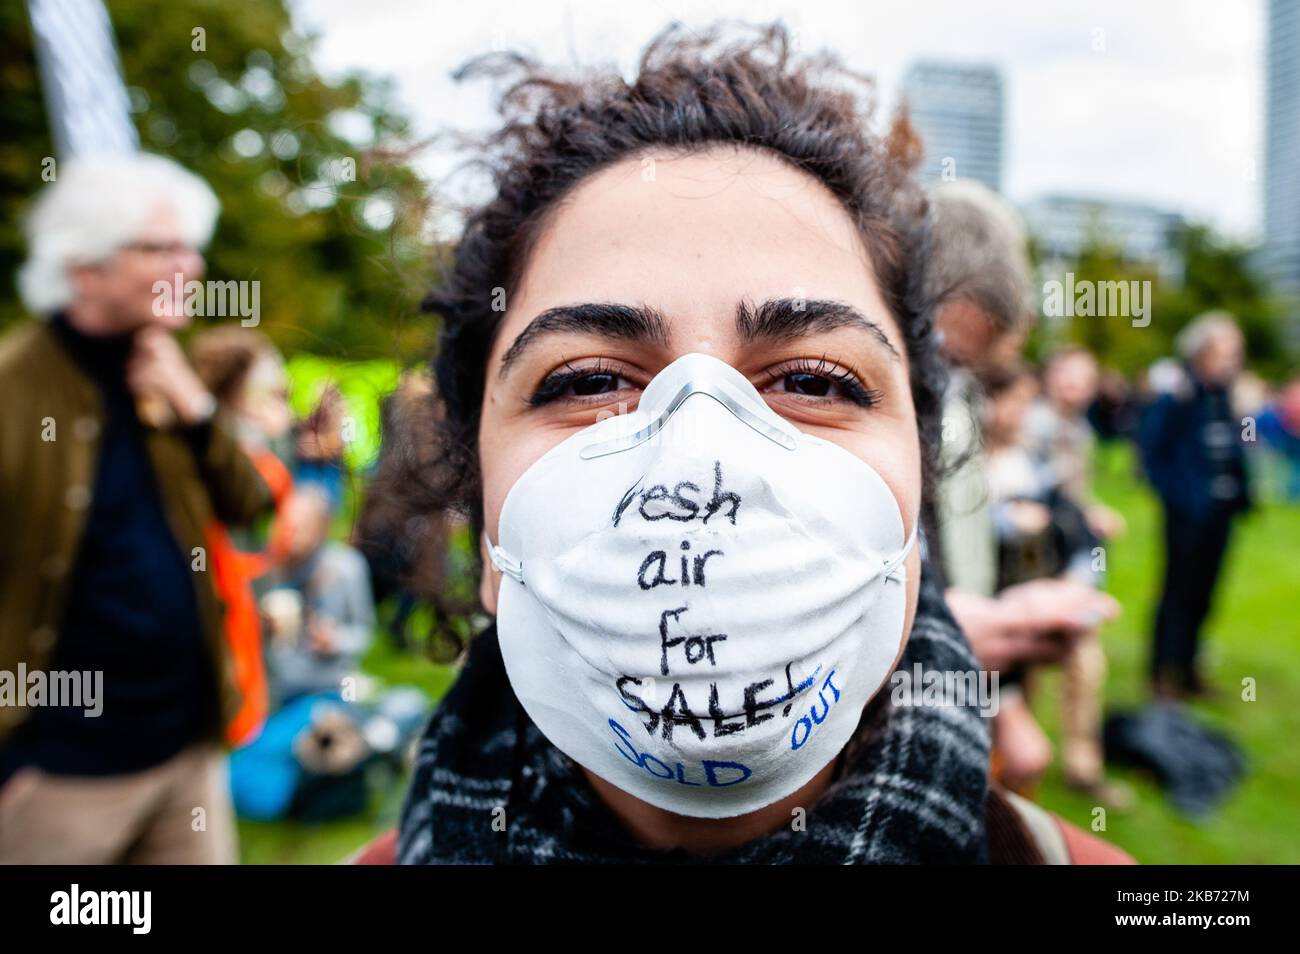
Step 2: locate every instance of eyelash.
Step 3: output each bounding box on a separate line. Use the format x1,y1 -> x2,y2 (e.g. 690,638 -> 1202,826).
761,356 -> 883,408
529,356 -> 882,409
528,357 -> 632,407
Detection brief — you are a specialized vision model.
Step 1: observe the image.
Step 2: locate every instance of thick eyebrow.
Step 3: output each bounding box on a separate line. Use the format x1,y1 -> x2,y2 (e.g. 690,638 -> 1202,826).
497,302 -> 670,379
736,298 -> 901,363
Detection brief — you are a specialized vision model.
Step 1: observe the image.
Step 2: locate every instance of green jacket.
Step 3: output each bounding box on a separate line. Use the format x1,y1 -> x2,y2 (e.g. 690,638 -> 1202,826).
0,320 -> 273,747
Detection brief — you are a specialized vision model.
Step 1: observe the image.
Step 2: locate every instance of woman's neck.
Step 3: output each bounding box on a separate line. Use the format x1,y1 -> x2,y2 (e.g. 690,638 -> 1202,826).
580,756 -> 841,857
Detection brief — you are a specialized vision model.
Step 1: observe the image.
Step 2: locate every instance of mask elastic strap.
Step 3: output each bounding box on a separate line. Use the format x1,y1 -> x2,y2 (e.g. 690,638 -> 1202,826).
483,531 -> 524,584
488,518 -> 916,587
881,517 -> 920,583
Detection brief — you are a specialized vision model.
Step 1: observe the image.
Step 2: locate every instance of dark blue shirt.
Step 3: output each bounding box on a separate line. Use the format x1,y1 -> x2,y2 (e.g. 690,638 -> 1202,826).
0,316 -> 216,784
1137,367 -> 1251,519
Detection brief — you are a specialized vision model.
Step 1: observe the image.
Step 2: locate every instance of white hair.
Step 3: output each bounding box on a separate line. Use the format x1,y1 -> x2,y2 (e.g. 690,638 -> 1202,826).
925,180 -> 1034,334
1175,310 -> 1241,361
18,153 -> 220,315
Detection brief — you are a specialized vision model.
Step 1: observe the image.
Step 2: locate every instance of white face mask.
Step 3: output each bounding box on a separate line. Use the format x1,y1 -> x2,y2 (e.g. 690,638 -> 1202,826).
486,352 -> 917,818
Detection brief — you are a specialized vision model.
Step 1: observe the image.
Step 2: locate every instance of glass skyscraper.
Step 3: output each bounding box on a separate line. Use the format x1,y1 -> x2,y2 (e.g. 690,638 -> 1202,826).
902,60 -> 1005,193
1264,0 -> 1300,295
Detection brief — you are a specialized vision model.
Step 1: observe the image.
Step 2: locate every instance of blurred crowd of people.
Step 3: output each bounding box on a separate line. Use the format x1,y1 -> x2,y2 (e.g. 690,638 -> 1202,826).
926,181 -> 1294,811
0,149 -> 1294,863
0,156 -> 400,861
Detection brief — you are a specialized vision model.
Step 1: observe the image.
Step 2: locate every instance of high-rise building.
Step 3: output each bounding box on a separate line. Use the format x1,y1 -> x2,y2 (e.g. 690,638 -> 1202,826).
1263,0 -> 1300,296
1021,194 -> 1186,282
901,60 -> 1005,193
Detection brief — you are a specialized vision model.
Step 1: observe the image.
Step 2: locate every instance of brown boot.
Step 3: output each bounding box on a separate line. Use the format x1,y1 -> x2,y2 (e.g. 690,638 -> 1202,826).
1186,670 -> 1220,701
1152,672 -> 1189,702
1064,774 -> 1138,813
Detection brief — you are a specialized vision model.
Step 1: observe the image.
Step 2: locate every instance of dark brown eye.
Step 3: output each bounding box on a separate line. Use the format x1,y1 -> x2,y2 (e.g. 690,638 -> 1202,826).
572,372 -> 621,396
783,371 -> 832,397
760,361 -> 882,408
529,364 -> 635,406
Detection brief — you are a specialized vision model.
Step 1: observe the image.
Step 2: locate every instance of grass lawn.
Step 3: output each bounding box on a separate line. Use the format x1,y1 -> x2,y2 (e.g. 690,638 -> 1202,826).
238,442 -> 1298,864
1032,442 -> 1300,864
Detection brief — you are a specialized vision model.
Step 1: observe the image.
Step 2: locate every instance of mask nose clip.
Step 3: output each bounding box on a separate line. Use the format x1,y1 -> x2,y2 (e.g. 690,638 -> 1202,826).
579,378 -> 798,460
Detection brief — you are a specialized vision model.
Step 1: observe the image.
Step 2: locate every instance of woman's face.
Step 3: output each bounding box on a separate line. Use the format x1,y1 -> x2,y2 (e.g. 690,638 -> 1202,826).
987,377 -> 1038,444
477,146 -> 922,640
238,351 -> 293,441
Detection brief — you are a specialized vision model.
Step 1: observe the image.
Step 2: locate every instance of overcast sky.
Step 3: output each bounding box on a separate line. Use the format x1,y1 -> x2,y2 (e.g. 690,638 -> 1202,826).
293,0 -> 1267,241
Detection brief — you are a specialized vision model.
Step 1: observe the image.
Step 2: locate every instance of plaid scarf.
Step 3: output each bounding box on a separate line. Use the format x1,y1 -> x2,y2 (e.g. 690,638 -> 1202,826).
398,563 -> 991,864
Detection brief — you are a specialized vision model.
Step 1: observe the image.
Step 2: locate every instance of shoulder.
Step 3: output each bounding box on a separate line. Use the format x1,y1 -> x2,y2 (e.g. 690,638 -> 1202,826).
322,541 -> 370,578
1023,400 -> 1057,436
1140,390 -> 1185,434
988,788 -> 1136,864
1055,815 -> 1137,865
1146,361 -> 1193,403
0,321 -> 57,389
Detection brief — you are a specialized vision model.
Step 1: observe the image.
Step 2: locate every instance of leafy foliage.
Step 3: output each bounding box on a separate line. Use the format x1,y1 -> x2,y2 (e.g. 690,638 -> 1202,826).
1028,226 -> 1294,381
0,0 -> 436,364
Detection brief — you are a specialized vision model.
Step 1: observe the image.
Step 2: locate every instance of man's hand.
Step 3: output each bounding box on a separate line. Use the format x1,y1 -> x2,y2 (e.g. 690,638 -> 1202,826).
1006,500 -> 1051,535
998,578 -> 1120,630
126,326 -> 215,427
946,589 -> 1070,672
947,579 -> 1120,673
1086,503 -> 1127,540
307,617 -> 338,657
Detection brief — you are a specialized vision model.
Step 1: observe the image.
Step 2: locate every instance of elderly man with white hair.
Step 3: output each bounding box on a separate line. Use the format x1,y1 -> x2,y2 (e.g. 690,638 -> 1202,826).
925,180 -> 1123,804
0,154 -> 274,863
1138,311 -> 1251,700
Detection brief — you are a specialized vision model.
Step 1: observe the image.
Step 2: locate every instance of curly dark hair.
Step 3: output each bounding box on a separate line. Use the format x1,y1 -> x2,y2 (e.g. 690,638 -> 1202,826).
413,20 -> 946,562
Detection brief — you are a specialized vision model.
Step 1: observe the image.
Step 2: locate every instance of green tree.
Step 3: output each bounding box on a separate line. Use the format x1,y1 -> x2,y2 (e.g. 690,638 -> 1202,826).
0,0 -> 435,363
1029,239 -> 1162,375
1029,226 -> 1292,380
1153,226 -> 1291,380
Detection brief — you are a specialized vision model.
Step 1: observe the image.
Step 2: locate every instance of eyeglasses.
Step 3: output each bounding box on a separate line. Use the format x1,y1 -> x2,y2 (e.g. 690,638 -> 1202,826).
119,240 -> 199,257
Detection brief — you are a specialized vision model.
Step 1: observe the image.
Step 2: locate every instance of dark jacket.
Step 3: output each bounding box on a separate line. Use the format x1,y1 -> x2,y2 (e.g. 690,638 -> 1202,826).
0,320 -> 273,747
1137,368 -> 1251,519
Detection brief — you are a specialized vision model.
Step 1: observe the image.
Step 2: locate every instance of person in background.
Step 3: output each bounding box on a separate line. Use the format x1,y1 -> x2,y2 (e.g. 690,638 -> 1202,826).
986,364 -> 1133,808
925,181 -> 1031,600
1024,346 -> 1126,542
0,154 -> 273,863
263,488 -> 375,705
984,365 -> 1053,582
294,383 -> 349,513
353,368 -> 470,654
190,326 -> 295,551
1257,377 -> 1300,501
190,327 -> 298,745
925,181 -> 1119,796
1088,368 -> 1137,443
190,327 -> 295,465
186,329 -> 297,556
1138,311 -> 1251,700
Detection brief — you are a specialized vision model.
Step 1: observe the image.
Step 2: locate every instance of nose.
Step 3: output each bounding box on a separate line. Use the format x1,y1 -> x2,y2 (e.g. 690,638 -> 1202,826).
178,248 -> 206,280
579,354 -> 799,460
